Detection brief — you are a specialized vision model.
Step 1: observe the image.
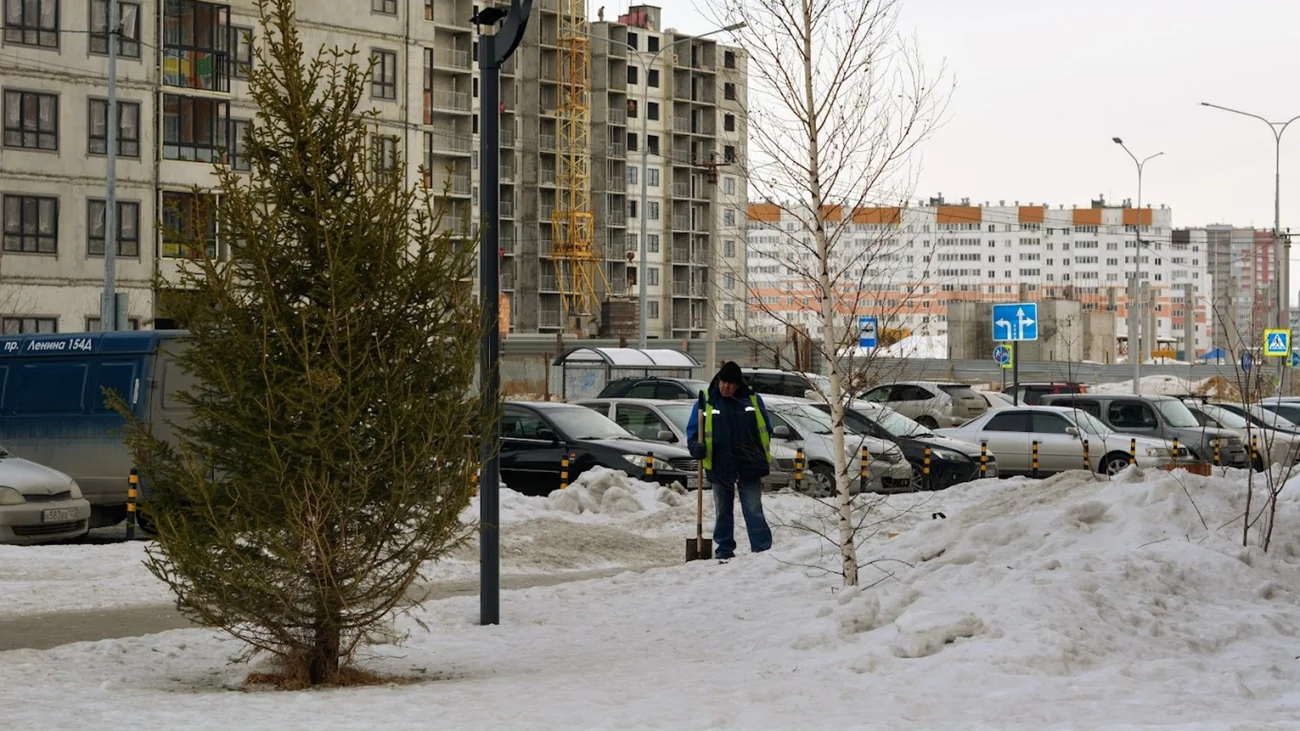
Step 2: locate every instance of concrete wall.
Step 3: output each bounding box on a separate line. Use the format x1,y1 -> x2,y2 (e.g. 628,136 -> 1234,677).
1083,310 -> 1118,364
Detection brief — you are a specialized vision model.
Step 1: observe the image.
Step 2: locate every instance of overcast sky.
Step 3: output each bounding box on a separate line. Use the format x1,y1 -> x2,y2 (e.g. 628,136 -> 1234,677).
622,0 -> 1300,274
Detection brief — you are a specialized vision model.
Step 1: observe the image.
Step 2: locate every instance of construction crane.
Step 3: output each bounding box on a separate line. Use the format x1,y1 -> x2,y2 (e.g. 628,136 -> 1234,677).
553,0 -> 604,335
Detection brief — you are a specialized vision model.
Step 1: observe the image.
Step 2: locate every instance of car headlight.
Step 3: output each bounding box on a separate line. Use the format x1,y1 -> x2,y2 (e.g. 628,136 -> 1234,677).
926,447 -> 968,462
622,454 -> 649,468
0,486 -> 25,506
68,480 -> 83,500
1144,447 -> 1170,458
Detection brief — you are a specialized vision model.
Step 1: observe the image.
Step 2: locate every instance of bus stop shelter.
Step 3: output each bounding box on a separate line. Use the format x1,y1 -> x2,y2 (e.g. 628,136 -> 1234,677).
552,346 -> 701,400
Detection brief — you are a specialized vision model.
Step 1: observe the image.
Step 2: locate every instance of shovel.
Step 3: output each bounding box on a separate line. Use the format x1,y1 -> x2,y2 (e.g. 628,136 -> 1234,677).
685,393 -> 713,562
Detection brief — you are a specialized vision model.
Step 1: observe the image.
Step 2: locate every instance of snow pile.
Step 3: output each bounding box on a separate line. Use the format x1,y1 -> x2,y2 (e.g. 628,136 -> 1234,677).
545,466 -> 686,515
1089,374 -> 1214,395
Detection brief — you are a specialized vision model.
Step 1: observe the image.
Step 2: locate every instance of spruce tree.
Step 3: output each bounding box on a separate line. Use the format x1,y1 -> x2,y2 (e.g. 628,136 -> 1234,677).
117,0 -> 489,686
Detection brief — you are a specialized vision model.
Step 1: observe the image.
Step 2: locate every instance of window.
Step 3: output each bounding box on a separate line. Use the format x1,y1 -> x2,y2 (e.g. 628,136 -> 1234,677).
3,0 -> 58,47
627,199 -> 637,218
228,119 -> 250,171
724,303 -> 735,320
87,200 -> 140,256
724,113 -> 735,132
162,94 -> 229,161
501,408 -> 549,440
228,26 -> 253,79
647,102 -> 659,120
724,82 -> 737,100
1031,412 -> 1073,435
625,98 -> 637,118
372,49 -> 398,99
724,50 -> 736,69
984,411 -> 1029,432
90,0 -> 140,57
627,66 -> 638,85
647,134 -> 658,155
371,134 -> 397,182
648,300 -> 659,319
646,35 -> 659,53
614,405 -> 670,442
86,316 -> 142,331
626,132 -> 637,152
647,267 -> 659,286
88,99 -> 140,157
160,191 -> 216,258
724,239 -> 735,257
646,167 -> 659,187
646,233 -> 659,253
647,201 -> 659,220
1,316 -> 56,334
723,145 -> 736,163
723,209 -> 735,226
163,0 -> 231,92
723,176 -> 735,195
3,90 -> 58,151
724,273 -> 735,290
627,166 -> 637,186
648,69 -> 659,87
627,31 -> 638,50
1107,401 -> 1159,430
372,0 -> 396,13
2,195 -> 58,253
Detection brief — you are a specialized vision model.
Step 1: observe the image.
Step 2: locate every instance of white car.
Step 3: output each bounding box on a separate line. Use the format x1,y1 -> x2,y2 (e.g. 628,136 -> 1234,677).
761,395 -> 913,496
860,381 -> 989,428
0,446 -> 92,545
1186,402 -> 1300,468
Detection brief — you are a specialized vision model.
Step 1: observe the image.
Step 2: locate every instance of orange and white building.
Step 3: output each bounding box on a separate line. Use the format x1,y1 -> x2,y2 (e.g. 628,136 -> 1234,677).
744,195 -> 1216,356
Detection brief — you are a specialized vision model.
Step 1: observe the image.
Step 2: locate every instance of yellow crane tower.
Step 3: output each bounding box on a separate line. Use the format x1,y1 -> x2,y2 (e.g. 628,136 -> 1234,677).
554,0 -> 604,334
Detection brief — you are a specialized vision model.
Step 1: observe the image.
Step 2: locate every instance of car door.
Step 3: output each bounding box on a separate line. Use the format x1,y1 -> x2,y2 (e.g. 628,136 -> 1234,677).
977,411 -> 1031,474
1106,399 -> 1161,440
891,384 -> 937,421
613,404 -> 676,443
1031,411 -> 1084,474
500,406 -> 567,495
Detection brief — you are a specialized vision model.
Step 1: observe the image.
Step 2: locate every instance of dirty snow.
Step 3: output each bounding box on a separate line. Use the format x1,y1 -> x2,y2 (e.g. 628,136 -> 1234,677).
5,467 -> 1300,727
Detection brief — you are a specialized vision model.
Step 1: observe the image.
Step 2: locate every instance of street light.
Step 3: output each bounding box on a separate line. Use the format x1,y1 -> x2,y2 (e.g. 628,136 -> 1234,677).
1200,102 -> 1300,380
607,21 -> 745,352
1113,137 -> 1164,395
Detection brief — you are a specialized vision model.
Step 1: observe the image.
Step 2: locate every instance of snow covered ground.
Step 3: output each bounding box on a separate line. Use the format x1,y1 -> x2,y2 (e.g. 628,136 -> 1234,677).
5,467 -> 1300,727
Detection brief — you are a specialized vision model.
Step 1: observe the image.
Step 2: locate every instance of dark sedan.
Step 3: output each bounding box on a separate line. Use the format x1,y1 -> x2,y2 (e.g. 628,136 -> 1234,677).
596,376 -> 711,400
500,401 -> 697,496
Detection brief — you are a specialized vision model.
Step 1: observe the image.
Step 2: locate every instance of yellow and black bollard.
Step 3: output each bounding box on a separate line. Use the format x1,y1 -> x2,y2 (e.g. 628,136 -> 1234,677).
979,441 -> 988,477
1083,439 -> 1091,473
560,454 -> 570,490
1129,438 -> 1137,465
859,446 -> 869,493
794,448 -> 805,492
1171,438 -> 1180,468
644,452 -> 655,480
923,445 -> 932,491
126,469 -> 139,540
1251,435 -> 1259,471
1031,441 -> 1040,479
1213,438 -> 1221,467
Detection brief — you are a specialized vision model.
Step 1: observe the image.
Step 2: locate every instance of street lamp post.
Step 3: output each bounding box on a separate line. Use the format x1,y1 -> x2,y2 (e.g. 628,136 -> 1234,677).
1200,102 -> 1300,384
1112,137 -> 1163,395
606,22 -> 744,351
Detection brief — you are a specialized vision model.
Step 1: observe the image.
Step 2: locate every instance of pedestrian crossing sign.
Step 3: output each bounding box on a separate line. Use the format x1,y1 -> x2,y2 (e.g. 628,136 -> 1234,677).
1264,329 -> 1291,357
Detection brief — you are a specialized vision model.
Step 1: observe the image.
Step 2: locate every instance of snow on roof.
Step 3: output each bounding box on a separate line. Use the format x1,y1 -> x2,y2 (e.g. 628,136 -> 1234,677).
552,346 -> 700,368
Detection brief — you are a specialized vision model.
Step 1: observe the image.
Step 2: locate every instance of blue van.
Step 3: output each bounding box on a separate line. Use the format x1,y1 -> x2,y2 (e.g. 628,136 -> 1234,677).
0,330 -> 193,528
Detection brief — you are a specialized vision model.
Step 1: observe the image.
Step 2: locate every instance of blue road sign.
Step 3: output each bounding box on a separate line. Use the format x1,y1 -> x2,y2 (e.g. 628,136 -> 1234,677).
1242,351 -> 1253,373
993,344 -> 1012,368
1290,350 -> 1300,369
1264,328 -> 1291,357
991,302 -> 1039,342
858,316 -> 878,349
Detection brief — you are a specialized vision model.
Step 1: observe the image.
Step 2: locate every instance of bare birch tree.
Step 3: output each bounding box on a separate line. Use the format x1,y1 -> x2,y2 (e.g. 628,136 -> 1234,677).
709,0 -> 949,586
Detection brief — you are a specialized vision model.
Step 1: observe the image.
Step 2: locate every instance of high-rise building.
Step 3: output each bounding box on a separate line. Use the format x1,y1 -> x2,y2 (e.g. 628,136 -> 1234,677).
1181,225 -> 1278,351
0,0 -> 746,340
747,196 -> 1214,357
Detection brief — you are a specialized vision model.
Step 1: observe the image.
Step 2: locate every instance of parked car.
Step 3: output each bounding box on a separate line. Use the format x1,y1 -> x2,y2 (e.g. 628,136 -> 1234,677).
807,401 -> 999,489
574,397 -> 793,491
595,376 -> 712,400
937,406 -> 1179,476
1003,382 -> 1087,405
979,390 -> 1016,410
1256,398 -> 1300,427
859,381 -> 988,428
1212,402 -> 1300,435
500,401 -> 696,496
1039,393 -> 1248,467
741,368 -> 831,399
1182,401 -> 1300,468
0,446 -> 92,545
760,395 -> 911,496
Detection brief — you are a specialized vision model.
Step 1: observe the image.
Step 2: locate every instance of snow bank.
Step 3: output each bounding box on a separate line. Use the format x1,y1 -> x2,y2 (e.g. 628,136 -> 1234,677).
544,466 -> 686,515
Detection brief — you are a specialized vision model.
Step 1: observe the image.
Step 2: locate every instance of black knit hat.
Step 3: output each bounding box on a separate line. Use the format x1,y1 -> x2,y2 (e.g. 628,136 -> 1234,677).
716,361 -> 744,384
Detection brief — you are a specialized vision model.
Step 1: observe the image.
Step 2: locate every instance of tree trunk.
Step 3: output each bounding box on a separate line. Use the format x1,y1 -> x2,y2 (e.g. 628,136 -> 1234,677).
309,619 -> 341,685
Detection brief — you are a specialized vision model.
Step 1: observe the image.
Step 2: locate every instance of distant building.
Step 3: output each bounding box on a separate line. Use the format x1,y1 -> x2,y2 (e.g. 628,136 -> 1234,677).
1179,225 -> 1279,352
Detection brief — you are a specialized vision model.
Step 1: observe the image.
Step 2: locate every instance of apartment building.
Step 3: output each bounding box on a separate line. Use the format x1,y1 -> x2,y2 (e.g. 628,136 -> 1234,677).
0,0 -> 746,340
1179,225 -> 1278,351
747,196 -> 1215,356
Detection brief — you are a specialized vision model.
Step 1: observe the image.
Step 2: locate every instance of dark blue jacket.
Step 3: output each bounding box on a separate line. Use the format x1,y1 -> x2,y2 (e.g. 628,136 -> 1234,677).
685,378 -> 774,486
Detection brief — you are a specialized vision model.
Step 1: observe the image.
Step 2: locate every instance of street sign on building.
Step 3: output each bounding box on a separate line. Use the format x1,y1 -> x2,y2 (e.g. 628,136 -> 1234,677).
1264,329 -> 1291,357
858,316 -> 878,349
991,302 -> 1039,342
993,343 -> 1013,370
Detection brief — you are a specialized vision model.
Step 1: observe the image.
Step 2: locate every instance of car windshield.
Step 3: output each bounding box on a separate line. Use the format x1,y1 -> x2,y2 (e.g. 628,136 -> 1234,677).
545,406 -> 636,440
808,374 -> 831,395
773,401 -> 860,436
0,445 -> 9,458
855,403 -> 932,437
1062,409 -> 1113,436
1199,404 -> 1249,429
1248,405 -> 1299,429
680,380 -> 711,396
657,404 -> 695,432
1153,399 -> 1201,428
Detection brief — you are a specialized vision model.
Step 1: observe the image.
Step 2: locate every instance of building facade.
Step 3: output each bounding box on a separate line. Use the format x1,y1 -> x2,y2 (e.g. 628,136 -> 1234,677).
1181,225 -> 1278,352
747,196 -> 1215,358
0,0 -> 746,340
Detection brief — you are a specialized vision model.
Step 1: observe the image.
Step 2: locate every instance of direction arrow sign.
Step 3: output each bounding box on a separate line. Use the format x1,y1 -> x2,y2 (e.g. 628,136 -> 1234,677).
1265,329 -> 1291,357
993,344 -> 1013,369
991,302 -> 1039,341
858,316 -> 878,349
1290,350 -> 1300,369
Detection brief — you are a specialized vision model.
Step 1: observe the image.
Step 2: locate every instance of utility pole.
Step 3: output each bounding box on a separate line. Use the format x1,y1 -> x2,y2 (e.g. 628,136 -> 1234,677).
1112,137 -> 1163,394
101,0 -> 120,332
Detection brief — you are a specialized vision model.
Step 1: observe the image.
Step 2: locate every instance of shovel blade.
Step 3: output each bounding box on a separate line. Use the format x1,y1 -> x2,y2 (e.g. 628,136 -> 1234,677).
685,537 -> 713,562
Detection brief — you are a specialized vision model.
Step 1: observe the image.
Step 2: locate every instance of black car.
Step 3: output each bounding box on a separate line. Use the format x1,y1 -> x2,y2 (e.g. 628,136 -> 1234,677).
500,401 -> 696,496
808,401 -> 996,489
596,376 -> 711,400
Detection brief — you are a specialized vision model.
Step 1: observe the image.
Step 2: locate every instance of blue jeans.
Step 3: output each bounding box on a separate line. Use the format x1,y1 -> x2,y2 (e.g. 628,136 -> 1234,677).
712,478 -> 772,558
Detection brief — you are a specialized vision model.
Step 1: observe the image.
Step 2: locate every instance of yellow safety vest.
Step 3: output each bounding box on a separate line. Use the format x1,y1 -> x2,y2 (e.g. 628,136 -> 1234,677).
702,394 -> 772,469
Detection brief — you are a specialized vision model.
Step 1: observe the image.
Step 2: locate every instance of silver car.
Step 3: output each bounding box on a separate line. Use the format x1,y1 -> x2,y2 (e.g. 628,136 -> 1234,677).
937,405 -> 1178,476
761,395 -> 913,496
860,381 -> 988,428
0,446 -> 92,545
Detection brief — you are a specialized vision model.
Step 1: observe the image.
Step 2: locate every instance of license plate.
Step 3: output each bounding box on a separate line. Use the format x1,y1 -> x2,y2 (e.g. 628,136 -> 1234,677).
42,507 -> 78,523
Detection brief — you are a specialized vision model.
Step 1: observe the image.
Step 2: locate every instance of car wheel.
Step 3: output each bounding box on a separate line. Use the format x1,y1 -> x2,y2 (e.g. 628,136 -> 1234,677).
917,415 -> 939,429
801,463 -> 838,499
1102,452 -> 1132,476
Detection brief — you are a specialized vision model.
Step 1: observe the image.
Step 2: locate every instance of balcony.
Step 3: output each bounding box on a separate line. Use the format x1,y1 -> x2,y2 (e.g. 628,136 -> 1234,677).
501,127 -> 515,147
500,235 -> 516,254
429,4 -> 469,27
672,215 -> 690,230
608,108 -> 627,125
673,84 -> 692,101
500,199 -> 515,218
436,174 -> 471,196
606,174 -> 626,193
501,269 -> 515,290
501,163 -> 516,181
433,48 -> 471,71
540,235 -> 553,256
672,182 -> 690,198
671,149 -> 693,166
540,273 -> 559,291
673,117 -> 691,133
427,129 -> 473,154
426,89 -> 471,114
540,134 -> 557,151
607,141 -> 625,158
540,204 -> 555,221
163,0 -> 231,92
607,210 -> 626,227
540,169 -> 557,185
541,64 -> 558,82
673,281 -> 693,296
540,309 -> 563,328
